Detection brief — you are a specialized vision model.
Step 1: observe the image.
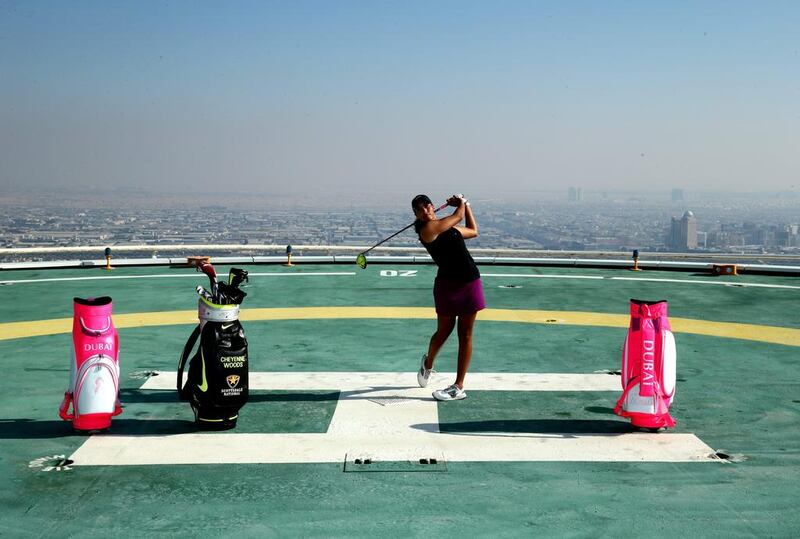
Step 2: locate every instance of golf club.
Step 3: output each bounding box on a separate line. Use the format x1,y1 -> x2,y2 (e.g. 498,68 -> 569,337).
197,261 -> 218,302
228,268 -> 249,288
356,202 -> 448,269
196,285 -> 214,302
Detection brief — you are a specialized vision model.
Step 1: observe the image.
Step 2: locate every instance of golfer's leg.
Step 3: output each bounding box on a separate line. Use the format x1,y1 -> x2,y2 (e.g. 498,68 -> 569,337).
454,313 -> 477,388
426,315 -> 456,369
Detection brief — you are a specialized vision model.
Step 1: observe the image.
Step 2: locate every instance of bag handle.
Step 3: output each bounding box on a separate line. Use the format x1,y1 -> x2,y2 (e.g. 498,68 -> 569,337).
79,316 -> 111,336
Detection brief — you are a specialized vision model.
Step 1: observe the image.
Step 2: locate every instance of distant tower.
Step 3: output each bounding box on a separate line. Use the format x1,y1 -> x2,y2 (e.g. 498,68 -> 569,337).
680,211 -> 697,249
568,187 -> 582,202
669,210 -> 697,250
669,217 -> 681,249
671,188 -> 684,202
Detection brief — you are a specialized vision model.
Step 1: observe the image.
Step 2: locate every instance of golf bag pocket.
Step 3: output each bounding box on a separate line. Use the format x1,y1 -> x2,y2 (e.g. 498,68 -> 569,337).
178,319 -> 249,430
59,297 -> 122,432
614,299 -> 676,429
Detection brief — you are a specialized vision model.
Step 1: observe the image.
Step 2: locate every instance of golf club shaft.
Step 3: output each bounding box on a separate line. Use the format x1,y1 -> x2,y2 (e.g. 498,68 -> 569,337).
361,202 -> 448,255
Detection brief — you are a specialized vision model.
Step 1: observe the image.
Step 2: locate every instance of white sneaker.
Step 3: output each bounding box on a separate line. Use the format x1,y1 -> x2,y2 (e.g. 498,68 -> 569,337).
417,354 -> 432,387
432,384 -> 467,401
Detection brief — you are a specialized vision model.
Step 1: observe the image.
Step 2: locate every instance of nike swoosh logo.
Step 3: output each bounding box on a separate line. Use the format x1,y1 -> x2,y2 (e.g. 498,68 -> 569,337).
221,323 -> 234,330
197,347 -> 208,392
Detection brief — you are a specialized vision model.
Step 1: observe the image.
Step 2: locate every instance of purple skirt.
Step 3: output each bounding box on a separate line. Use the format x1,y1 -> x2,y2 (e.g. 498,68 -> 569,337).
433,277 -> 486,316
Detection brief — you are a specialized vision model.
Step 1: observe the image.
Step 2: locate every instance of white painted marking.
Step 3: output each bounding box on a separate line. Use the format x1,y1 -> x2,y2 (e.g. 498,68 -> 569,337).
69,371 -> 718,465
327,385 -> 439,436
483,273 -> 800,290
609,276 -> 800,290
70,432 -> 716,465
483,273 -> 604,280
144,371 -> 622,392
246,272 -> 355,277
3,270 -> 795,290
0,272 -> 355,285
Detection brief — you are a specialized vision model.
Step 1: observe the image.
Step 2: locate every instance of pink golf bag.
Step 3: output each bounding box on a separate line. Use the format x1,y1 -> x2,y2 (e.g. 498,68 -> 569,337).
58,297 -> 122,431
614,299 -> 676,430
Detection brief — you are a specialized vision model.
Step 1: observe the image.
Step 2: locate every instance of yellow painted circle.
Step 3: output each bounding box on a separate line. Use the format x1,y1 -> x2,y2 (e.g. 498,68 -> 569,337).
1,307 -> 798,347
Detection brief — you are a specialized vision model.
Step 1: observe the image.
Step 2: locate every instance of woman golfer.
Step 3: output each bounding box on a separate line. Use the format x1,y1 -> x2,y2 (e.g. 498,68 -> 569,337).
412,193 -> 485,401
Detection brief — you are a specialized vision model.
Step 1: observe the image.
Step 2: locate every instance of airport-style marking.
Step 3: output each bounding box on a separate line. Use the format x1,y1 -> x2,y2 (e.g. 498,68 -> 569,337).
3,307 -> 799,347
69,372 -> 718,466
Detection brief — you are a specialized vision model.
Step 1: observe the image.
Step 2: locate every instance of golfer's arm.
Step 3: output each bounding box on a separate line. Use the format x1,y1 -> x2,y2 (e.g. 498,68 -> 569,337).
457,204 -> 478,239
465,204 -> 477,234
431,206 -> 465,233
419,205 -> 465,242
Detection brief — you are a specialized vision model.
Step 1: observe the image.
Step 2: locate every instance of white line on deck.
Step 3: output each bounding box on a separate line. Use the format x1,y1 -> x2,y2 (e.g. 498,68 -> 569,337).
608,276 -> 800,290
70,432 -> 716,465
483,273 -> 800,290
483,273 -> 604,280
0,272 -> 356,285
69,371 -> 718,466
2,271 -> 797,290
142,371 -> 622,392
246,272 -> 355,277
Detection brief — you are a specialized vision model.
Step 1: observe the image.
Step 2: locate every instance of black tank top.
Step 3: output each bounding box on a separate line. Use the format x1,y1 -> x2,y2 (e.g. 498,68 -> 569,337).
419,227 -> 480,283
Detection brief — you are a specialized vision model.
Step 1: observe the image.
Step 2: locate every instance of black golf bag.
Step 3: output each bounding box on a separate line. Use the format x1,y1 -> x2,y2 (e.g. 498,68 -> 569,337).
178,267 -> 249,430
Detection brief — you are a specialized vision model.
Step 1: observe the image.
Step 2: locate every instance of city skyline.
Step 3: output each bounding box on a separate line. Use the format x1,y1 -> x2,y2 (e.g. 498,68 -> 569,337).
1,1 -> 798,197
3,191 -> 798,262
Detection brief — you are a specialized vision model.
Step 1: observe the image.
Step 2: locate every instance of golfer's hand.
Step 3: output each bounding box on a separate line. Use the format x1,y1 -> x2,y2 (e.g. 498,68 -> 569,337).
451,194 -> 468,206
447,195 -> 462,207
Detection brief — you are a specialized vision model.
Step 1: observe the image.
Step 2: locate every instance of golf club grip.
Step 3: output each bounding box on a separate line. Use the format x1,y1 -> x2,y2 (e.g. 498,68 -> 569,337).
362,202 -> 448,255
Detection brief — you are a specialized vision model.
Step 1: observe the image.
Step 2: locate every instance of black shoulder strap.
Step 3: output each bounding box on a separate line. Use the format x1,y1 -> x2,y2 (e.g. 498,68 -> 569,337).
177,324 -> 202,400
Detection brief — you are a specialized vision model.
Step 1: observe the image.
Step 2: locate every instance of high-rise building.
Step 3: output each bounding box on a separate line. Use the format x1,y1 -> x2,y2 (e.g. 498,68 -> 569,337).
682,211 -> 697,249
668,210 -> 697,250
669,218 -> 680,249
568,187 -> 583,202
671,189 -> 684,202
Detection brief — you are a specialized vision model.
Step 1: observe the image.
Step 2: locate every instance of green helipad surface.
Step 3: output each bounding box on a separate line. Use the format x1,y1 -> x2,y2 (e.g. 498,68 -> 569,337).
1,263 -> 799,537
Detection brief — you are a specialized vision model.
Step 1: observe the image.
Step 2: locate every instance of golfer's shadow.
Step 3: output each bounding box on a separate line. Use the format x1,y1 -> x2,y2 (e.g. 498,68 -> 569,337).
338,386 -> 431,403
411,418 -> 632,438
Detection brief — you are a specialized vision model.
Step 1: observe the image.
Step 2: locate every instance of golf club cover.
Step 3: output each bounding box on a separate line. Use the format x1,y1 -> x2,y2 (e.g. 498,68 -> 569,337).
59,297 -> 122,431
614,299 -> 676,429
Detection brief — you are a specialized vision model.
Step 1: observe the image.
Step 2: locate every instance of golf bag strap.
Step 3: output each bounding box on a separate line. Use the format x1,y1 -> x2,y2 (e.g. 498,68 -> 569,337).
177,324 -> 202,400
58,391 -> 74,420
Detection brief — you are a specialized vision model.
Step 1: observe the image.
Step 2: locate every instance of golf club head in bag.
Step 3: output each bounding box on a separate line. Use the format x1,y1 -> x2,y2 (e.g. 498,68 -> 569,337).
215,268 -> 249,305
197,261 -> 218,301
216,282 -> 247,305
228,268 -> 249,288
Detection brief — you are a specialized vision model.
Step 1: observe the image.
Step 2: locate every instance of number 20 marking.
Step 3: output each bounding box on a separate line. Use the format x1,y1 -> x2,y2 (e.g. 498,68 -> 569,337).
380,270 -> 418,277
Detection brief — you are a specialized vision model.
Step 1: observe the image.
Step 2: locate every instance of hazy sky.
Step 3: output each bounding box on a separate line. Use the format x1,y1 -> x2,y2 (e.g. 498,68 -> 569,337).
1,1 -> 798,199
